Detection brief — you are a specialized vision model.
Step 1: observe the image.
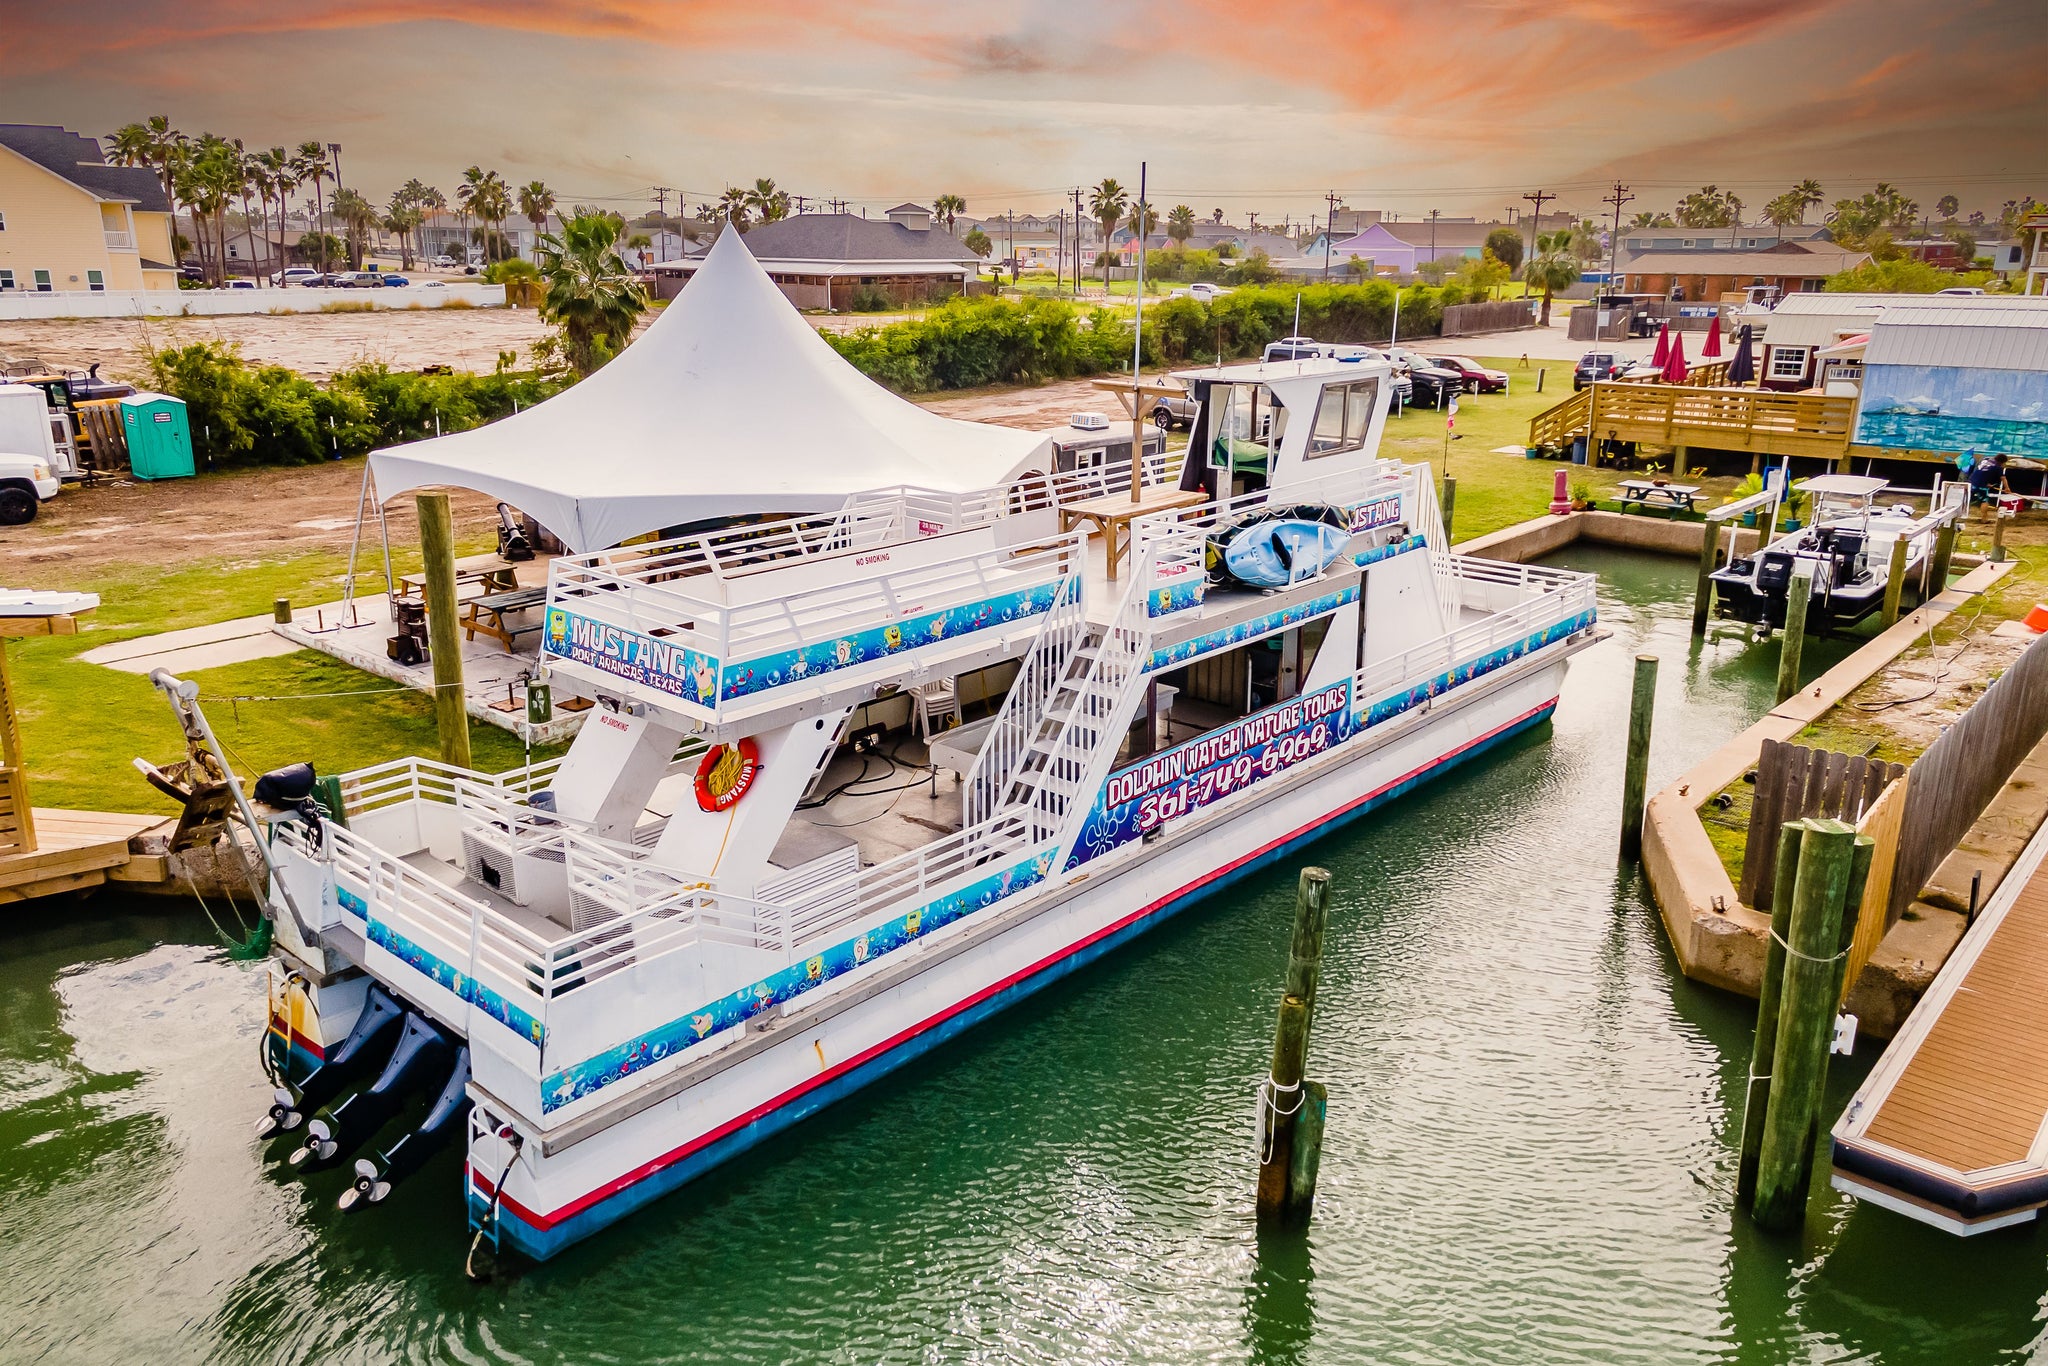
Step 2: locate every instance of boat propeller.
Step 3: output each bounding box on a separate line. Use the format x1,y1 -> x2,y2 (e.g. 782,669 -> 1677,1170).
261,983 -> 404,1143
338,1047 -> 472,1213
289,1012 -> 451,1172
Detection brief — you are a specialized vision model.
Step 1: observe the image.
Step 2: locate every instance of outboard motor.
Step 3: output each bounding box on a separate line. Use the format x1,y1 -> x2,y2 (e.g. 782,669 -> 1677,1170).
258,983 -> 405,1138
496,503 -> 534,562
1755,550 -> 1794,595
340,1047 -> 472,1210
290,1013 -> 452,1169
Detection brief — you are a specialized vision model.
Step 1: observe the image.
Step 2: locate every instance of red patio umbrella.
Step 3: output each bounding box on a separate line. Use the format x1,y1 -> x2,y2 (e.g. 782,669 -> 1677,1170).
1651,322 -> 1671,369
1703,315 -> 1723,359
1663,328 -> 1689,384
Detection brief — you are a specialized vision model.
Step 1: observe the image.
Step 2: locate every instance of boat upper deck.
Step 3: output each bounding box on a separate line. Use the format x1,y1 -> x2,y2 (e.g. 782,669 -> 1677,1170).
1832,819 -> 2048,1233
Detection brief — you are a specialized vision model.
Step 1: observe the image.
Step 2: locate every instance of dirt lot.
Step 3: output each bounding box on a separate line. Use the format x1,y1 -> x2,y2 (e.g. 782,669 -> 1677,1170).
0,370 -> 1133,580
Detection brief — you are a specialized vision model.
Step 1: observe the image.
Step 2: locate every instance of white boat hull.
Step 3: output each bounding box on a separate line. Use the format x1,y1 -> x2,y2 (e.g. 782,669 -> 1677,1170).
463,654 -> 1571,1260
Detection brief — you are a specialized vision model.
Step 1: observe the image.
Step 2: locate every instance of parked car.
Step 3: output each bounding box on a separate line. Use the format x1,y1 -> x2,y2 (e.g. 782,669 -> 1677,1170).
1936,286 -> 1987,296
273,267 -> 320,287
1149,385 -> 1201,431
1427,355 -> 1509,393
1573,352 -> 1625,389
1326,345 -> 1413,409
219,279 -> 258,290
430,254 -> 458,269
178,263 -> 204,282
334,271 -> 385,288
0,453 -> 59,525
1263,335 -> 1328,363
1386,347 -> 1463,406
379,274 -> 411,287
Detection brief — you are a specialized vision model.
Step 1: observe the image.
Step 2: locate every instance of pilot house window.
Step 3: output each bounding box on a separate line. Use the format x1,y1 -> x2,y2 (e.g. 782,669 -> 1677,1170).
1307,379 -> 1382,457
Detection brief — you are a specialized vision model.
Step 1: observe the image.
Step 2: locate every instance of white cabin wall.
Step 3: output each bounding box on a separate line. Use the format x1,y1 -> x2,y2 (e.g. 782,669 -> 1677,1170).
1360,555 -> 1444,667
651,707 -> 854,891
547,710 -> 689,841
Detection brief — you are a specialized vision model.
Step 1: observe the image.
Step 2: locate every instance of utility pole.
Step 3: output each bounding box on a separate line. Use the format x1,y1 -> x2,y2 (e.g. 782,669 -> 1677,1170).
1522,188 -> 1554,277
1603,181 -> 1635,295
1055,209 -> 1064,292
653,186 -> 674,260
1324,190 -> 1339,280
1072,186 -> 1085,299
1428,208 -> 1441,267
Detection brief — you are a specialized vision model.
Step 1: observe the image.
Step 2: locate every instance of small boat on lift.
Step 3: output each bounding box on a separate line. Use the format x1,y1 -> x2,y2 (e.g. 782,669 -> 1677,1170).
1710,474 -> 1943,634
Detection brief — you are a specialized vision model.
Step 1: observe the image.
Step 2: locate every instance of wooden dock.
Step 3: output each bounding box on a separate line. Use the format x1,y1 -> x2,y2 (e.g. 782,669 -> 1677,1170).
0,807 -> 165,902
1831,818 -> 2048,1234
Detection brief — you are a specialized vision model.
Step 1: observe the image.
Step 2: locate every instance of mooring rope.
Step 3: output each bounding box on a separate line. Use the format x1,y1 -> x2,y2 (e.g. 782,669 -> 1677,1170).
1769,927 -> 1848,965
1254,1076 -> 1305,1165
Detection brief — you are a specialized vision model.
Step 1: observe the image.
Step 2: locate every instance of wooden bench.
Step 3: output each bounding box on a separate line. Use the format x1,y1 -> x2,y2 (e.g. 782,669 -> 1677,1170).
461,585 -> 549,650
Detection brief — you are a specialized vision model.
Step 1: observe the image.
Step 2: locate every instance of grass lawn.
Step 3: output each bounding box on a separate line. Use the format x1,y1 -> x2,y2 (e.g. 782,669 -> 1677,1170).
10,542 -> 537,816
1381,355 -> 1748,541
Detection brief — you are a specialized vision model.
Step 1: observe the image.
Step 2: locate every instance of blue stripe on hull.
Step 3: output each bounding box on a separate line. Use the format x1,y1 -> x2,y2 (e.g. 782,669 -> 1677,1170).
479,702 -> 1556,1261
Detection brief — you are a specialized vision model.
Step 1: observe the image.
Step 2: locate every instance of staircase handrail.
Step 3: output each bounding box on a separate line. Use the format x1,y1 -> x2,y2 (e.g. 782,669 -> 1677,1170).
965,571 -> 1087,827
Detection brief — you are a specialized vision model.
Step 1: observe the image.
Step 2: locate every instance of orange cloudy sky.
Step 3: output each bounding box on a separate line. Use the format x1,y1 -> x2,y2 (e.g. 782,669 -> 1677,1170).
7,0 -> 2043,222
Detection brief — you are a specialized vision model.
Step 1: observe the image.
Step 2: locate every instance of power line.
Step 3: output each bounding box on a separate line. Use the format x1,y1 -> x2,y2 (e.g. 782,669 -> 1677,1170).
1602,181 -> 1635,294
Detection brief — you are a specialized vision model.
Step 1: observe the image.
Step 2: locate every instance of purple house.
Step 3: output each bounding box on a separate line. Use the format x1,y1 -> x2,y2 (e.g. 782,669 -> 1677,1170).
1325,223 -> 1417,274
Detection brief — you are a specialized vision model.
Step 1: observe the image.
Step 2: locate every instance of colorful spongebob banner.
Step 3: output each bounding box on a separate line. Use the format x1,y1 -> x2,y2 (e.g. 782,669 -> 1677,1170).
543,607 -> 721,706
1068,679 -> 1356,868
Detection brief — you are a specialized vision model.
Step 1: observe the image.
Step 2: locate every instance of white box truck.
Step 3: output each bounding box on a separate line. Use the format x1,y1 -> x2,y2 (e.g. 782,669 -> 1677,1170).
0,385 -> 63,524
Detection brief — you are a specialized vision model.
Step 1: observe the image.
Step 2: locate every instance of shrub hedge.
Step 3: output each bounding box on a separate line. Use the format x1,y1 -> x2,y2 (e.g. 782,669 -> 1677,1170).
821,282 -> 1465,393
146,341 -> 565,467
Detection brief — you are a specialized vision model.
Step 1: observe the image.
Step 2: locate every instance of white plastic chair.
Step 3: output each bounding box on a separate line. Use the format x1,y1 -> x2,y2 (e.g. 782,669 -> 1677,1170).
910,677 -> 961,741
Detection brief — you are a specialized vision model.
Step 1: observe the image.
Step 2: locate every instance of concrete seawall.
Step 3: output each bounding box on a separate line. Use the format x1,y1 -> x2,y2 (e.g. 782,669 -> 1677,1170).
1458,509 -> 1760,563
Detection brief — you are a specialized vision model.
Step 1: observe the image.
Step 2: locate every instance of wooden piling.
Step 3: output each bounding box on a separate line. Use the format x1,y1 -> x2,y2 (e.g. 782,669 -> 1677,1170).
1691,521 -> 1720,636
1880,536 -> 1908,629
1927,520 -> 1958,598
415,492 -> 472,771
273,597 -> 293,625
1992,512 -> 2009,564
1258,868 -> 1333,1224
1736,822 -> 1806,1202
1752,818 -> 1856,1230
1441,475 -> 1457,544
1619,655 -> 1658,859
1775,566 -> 1811,705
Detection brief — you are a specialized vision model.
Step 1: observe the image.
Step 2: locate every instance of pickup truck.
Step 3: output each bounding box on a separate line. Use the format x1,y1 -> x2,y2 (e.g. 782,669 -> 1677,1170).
0,453 -> 60,524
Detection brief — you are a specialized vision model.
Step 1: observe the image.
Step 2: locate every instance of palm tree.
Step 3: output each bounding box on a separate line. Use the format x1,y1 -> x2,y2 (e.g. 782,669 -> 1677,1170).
252,147 -> 294,279
716,186 -> 751,231
455,165 -> 486,263
519,180 -> 556,258
413,183 -> 446,265
535,211 -> 649,376
179,135 -> 244,285
227,139 -> 261,278
931,193 -> 966,234
1166,204 -> 1196,246
1211,207 -> 1225,224
745,178 -> 790,224
470,171 -> 512,261
332,187 -> 377,268
1936,194 -> 1961,222
1525,230 -> 1580,328
1088,178 -> 1128,293
1793,179 -> 1824,221
384,191 -> 422,269
292,141 -> 331,272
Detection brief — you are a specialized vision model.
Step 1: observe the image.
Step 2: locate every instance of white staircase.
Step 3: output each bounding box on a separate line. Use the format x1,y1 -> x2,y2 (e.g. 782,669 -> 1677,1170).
983,568 -> 1154,862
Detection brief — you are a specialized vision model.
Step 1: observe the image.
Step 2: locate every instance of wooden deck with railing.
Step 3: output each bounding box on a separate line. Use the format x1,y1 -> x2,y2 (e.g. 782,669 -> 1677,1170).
1529,382 -> 1857,465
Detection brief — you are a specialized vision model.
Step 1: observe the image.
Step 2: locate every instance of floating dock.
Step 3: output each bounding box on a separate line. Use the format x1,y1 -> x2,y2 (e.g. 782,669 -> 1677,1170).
1832,817 -> 2048,1234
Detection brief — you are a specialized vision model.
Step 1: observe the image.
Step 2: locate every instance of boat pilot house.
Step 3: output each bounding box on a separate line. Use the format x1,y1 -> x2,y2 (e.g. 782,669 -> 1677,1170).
253,226 -> 1598,1263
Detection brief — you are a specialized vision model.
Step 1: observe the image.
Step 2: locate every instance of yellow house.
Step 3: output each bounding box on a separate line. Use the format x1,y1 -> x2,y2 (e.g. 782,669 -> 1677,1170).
0,124 -> 178,294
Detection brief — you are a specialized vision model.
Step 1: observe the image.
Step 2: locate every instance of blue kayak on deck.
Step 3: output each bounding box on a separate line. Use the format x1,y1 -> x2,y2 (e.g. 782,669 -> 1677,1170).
1220,519 -> 1351,589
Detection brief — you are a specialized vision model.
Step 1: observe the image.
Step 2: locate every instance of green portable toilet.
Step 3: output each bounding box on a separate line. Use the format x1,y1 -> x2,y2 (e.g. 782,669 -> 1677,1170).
119,392 -> 195,480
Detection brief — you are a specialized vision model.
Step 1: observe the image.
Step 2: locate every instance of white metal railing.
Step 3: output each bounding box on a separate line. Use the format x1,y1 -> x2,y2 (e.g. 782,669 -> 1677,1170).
966,572 -> 1087,827
546,532 -> 1084,710
1353,565 -> 1596,719
336,753 -> 567,821
103,230 -> 135,251
1005,450 -> 1184,515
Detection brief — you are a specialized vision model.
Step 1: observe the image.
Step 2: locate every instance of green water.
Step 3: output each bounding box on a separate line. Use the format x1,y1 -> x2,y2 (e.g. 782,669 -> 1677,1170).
3,546 -> 2044,1365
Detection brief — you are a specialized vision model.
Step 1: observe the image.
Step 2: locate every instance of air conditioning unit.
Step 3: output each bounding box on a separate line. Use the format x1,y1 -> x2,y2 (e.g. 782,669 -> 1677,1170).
460,826 -> 567,910
1069,411 -> 1110,431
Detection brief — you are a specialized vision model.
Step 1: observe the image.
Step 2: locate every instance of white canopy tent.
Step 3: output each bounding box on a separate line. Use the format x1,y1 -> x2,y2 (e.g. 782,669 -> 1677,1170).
367,225 -> 1051,552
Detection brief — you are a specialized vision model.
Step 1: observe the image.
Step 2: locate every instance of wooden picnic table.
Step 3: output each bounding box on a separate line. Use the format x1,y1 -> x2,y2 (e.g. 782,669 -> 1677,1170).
1618,480 -> 1701,513
397,553 -> 527,602
462,585 -> 550,651
1059,486 -> 1209,581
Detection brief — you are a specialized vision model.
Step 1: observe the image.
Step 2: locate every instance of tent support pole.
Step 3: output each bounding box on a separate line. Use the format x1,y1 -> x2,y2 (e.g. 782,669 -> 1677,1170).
338,457 -> 374,626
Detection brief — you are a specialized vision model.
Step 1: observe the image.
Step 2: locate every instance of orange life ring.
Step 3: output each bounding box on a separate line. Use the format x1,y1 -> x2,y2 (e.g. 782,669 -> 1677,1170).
694,737 -> 761,812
